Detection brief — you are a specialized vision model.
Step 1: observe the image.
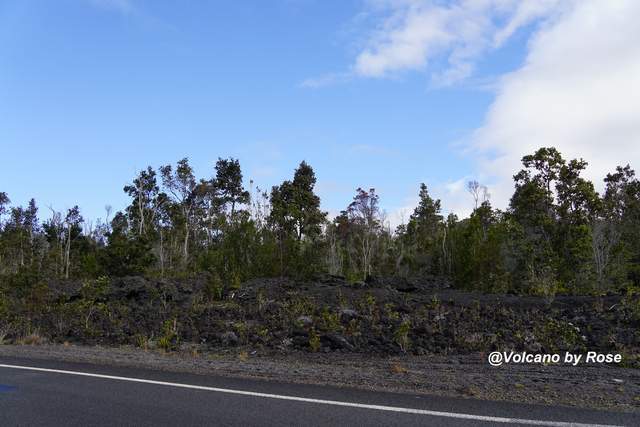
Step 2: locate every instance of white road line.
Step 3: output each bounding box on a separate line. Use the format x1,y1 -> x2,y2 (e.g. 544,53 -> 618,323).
0,363 -> 622,427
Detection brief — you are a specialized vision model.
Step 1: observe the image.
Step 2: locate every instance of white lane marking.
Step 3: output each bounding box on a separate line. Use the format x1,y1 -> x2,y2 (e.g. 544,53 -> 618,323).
0,363 -> 622,427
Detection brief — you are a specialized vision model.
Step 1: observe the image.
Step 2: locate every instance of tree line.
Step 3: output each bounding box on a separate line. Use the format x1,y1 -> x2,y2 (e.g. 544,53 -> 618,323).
1,147 -> 640,297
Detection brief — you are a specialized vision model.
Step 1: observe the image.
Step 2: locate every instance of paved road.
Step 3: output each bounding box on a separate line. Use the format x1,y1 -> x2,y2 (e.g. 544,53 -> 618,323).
0,356 -> 636,426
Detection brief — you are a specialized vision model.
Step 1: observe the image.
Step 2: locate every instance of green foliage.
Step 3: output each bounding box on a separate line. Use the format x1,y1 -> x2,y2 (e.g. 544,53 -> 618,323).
308,328 -> 321,352
2,149 -> 640,297
400,183 -> 443,275
157,318 -> 180,351
269,162 -> 327,277
99,213 -> 155,276
205,273 -> 224,301
320,306 -> 341,332
535,319 -> 586,353
393,319 -> 411,352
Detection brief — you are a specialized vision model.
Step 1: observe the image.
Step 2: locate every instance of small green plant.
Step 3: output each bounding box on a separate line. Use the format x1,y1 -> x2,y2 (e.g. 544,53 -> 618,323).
285,295 -> 315,318
345,318 -> 360,337
134,334 -> 150,350
358,293 -> 376,317
320,306 -> 340,331
428,294 -> 441,310
257,327 -> 269,341
157,336 -> 171,351
336,290 -> 348,309
309,328 -> 321,352
229,271 -> 242,291
205,273 -> 224,301
233,321 -> 247,342
256,289 -> 267,313
384,303 -> 400,321
158,318 -> 179,352
394,319 -> 411,352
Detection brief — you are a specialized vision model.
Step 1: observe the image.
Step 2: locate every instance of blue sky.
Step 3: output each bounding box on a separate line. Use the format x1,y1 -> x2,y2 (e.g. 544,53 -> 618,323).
2,0 -> 638,225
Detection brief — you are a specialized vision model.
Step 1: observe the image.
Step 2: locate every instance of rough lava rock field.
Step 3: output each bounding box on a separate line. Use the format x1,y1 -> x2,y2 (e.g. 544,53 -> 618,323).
6,275 -> 638,360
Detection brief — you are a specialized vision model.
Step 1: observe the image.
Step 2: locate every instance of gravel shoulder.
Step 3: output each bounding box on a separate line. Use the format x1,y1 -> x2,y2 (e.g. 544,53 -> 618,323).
1,344 -> 638,413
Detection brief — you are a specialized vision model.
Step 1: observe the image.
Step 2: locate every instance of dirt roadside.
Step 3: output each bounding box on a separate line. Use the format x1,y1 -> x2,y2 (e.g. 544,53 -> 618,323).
1,344 -> 638,413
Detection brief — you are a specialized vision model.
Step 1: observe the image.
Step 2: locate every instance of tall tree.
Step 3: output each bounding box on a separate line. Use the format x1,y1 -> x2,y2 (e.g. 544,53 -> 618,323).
214,157 -> 249,220
601,165 -> 640,287
509,148 -> 564,293
555,158 -> 600,290
63,206 -> 83,279
160,158 -> 199,265
269,161 -> 327,275
124,166 -> 164,238
347,188 -> 381,280
402,183 -> 443,275
0,192 -> 9,226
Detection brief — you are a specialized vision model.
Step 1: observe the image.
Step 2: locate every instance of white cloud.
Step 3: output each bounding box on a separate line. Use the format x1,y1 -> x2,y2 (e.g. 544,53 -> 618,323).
349,0 -> 640,216
351,0 -> 561,85
471,0 -> 640,209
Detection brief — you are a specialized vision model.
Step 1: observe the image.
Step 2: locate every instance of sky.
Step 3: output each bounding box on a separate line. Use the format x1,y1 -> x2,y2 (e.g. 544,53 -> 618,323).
1,0 -> 639,226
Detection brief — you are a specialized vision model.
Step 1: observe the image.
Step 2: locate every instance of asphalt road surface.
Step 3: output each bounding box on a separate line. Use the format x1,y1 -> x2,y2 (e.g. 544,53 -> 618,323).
0,356 -> 637,426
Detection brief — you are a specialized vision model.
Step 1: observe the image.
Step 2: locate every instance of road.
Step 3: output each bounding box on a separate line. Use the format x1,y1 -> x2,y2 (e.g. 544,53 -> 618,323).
0,356 -> 636,426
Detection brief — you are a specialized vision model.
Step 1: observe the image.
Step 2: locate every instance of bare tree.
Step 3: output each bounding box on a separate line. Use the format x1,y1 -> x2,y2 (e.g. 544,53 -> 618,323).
467,181 -> 481,209
347,188 -> 381,280
160,158 -> 199,265
467,180 -> 489,210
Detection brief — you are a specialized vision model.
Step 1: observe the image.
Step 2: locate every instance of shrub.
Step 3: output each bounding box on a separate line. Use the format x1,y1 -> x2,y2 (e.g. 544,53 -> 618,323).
205,273 -> 224,301
320,306 -> 340,331
535,319 -> 585,353
394,319 -> 411,352
309,328 -> 321,352
158,318 -> 180,351
0,323 -> 11,344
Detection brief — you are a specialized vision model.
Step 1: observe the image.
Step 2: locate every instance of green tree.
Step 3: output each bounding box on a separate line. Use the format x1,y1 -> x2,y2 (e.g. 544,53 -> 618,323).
402,183 -> 443,275
269,161 -> 327,276
124,166 -> 165,238
0,192 -> 9,225
509,148 -> 563,293
555,159 -> 600,291
601,165 -> 640,288
160,158 -> 201,266
213,157 -> 249,220
62,206 -> 84,279
99,212 -> 155,276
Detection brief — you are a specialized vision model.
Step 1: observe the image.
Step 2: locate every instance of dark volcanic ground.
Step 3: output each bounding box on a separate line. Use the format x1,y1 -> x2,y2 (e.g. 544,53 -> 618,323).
6,275 -> 638,360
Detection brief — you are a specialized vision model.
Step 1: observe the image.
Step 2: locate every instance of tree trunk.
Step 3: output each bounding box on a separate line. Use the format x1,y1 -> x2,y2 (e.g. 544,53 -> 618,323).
64,226 -> 71,279
159,228 -> 165,278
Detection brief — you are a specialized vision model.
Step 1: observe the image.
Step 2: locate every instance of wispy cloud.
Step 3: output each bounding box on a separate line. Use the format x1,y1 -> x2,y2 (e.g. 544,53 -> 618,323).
307,0 -> 562,87
313,0 -> 640,219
